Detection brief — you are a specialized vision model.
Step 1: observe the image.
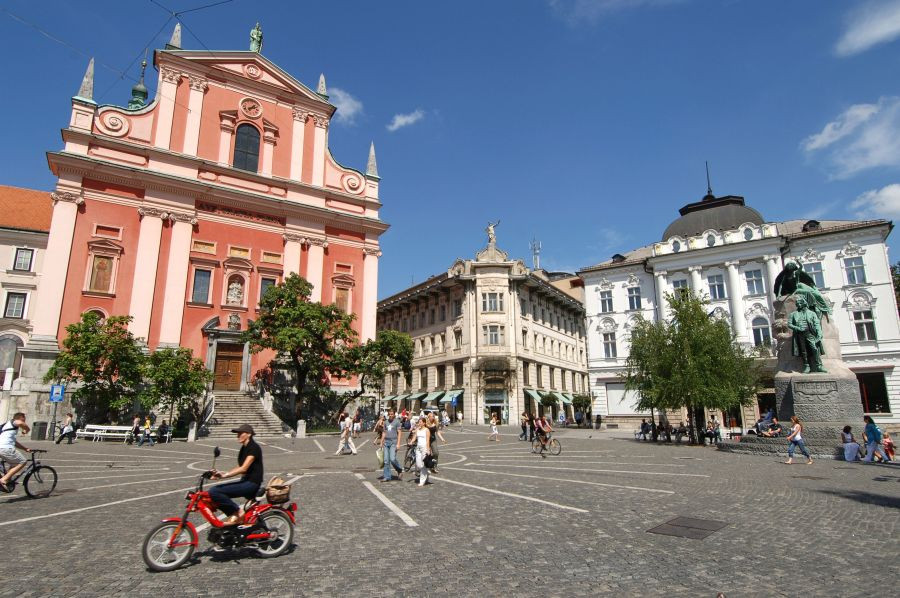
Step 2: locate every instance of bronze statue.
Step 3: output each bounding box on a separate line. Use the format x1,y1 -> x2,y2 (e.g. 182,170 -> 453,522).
788,297 -> 826,373
774,259 -> 831,318
250,23 -> 263,53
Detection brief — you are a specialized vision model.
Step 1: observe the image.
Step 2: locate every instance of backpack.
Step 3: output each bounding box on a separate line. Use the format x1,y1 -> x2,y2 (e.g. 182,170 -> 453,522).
873,426 -> 883,443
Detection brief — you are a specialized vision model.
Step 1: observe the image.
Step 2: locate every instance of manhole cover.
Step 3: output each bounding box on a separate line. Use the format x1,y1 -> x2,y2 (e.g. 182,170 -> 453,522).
647,516 -> 727,540
791,475 -> 827,480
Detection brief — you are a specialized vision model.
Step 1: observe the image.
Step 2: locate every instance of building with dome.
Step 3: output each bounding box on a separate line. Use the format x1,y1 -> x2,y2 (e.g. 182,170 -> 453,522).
578,190 -> 899,430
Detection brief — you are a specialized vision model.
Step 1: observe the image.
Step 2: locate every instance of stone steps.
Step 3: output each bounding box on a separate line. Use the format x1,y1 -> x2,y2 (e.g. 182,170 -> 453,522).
204,391 -> 288,438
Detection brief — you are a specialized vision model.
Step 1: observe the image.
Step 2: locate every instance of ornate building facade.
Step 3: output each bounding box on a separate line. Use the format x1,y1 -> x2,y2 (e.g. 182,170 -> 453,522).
579,191 -> 899,429
377,235 -> 588,425
10,27 -> 387,418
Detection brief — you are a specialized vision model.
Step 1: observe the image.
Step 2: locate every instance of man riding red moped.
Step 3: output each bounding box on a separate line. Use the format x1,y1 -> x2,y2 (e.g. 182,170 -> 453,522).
141,424 -> 296,572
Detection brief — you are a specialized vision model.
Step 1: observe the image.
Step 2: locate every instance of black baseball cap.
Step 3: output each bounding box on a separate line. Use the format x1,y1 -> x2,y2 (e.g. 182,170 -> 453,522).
231,424 -> 255,435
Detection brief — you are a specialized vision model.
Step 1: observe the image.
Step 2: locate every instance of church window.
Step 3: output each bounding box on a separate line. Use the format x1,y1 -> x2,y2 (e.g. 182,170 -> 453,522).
191,269 -> 212,304
853,310 -> 876,341
751,317 -> 771,347
233,124 -> 261,172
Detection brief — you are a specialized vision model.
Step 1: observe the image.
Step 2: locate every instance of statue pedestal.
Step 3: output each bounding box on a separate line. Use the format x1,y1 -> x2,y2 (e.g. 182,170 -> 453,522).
719,296 -> 863,459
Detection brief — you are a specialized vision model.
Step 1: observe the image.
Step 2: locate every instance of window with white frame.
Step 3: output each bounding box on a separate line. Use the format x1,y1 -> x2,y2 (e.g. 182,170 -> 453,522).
482,324 -> 504,345
602,332 -> 617,358
708,274 -> 726,300
481,292 -> 504,312
191,268 -> 212,304
12,248 -> 33,272
627,287 -> 642,310
599,290 -> 613,313
853,310 -> 876,341
844,257 -> 867,285
751,317 -> 771,347
454,329 -> 462,349
672,279 -> 688,297
745,270 -> 764,295
803,262 -> 825,288
4,292 -> 26,319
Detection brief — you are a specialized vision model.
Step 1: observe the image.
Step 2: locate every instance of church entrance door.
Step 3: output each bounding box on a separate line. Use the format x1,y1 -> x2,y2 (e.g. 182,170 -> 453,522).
214,343 -> 244,390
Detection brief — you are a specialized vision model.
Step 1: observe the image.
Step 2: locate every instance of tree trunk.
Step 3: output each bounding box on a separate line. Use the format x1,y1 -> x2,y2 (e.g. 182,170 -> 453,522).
290,353 -> 309,420
687,405 -> 697,445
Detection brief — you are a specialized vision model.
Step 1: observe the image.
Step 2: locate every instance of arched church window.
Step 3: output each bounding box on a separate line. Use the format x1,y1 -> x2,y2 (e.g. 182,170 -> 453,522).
233,124 -> 260,172
0,334 -> 23,386
751,316 -> 771,347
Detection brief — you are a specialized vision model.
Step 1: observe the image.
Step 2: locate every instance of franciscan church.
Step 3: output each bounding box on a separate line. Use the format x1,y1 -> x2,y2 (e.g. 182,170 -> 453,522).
579,188 -> 899,431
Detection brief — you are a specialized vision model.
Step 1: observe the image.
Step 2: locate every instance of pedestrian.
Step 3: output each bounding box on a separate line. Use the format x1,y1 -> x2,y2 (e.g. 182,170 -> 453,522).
841,425 -> 861,462
883,431 -> 895,461
861,415 -> 889,463
130,415 -> 141,445
519,411 -> 528,441
55,413 -> 75,445
425,411 -> 444,474
352,411 -> 362,438
0,412 -> 32,493
335,412 -> 358,455
378,410 -> 403,482
456,411 -> 462,427
784,415 -> 812,465
138,415 -> 155,447
488,414 -> 500,442
528,412 -> 536,442
575,410 -> 583,428
414,416 -> 431,487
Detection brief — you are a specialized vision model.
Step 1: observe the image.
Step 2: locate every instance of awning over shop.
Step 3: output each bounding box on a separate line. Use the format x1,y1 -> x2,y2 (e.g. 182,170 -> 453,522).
395,394 -> 410,403
553,391 -> 571,405
407,392 -> 427,401
381,395 -> 397,403
562,393 -> 575,404
422,391 -> 445,404
440,389 -> 463,403
524,389 -> 542,402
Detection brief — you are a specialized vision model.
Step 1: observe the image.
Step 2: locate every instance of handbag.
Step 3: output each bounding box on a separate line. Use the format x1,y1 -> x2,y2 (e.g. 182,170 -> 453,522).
376,446 -> 384,468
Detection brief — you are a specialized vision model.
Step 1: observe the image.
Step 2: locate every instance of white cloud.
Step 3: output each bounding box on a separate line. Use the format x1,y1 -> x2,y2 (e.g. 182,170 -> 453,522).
386,109 -> 425,132
801,97 -> 900,179
836,0 -> 900,57
547,0 -> 684,25
329,87 -> 363,125
850,184 -> 900,219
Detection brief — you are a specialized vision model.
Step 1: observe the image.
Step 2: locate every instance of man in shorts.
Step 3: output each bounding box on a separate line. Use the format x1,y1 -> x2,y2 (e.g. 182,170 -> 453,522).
0,412 -> 32,493
535,415 -> 553,458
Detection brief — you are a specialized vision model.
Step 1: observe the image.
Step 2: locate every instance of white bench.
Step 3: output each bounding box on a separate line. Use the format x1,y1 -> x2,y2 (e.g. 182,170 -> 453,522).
76,424 -> 158,443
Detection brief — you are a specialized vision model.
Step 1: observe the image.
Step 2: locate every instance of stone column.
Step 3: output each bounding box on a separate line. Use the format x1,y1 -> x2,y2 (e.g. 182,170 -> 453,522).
158,213 -> 197,346
154,67 -> 181,150
764,255 -> 781,312
182,75 -> 208,156
217,112 -> 236,165
688,265 -> 703,296
305,237 -> 327,302
283,234 -> 303,277
29,191 -> 84,344
128,207 -> 167,342
361,247 -> 380,341
654,270 -> 668,321
311,115 -> 328,187
290,108 -> 307,181
725,261 -> 748,341
261,124 -> 277,176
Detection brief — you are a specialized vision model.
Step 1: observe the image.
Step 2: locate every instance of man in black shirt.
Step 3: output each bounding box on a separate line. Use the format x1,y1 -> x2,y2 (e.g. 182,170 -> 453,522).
209,424 -> 264,525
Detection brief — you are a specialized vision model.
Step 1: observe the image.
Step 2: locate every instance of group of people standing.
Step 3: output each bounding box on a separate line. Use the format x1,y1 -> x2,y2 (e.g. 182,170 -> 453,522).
372,409 -> 444,487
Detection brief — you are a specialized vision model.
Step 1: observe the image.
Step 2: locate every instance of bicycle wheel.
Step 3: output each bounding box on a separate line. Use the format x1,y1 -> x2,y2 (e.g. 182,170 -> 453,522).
254,510 -> 294,558
24,465 -> 58,498
531,438 -> 540,454
142,521 -> 196,572
549,438 -> 562,456
403,450 -> 415,472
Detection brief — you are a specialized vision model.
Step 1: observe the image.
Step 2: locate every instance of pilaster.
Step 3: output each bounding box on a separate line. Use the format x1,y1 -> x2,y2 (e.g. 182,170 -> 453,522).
182,75 -> 208,156
128,207 -> 167,341
361,247 -> 381,341
654,270 -> 669,321
305,236 -> 327,302
155,67 -> 181,150
311,114 -> 328,187
283,233 -> 304,277
290,108 -> 308,181
158,212 -> 197,346
688,265 -> 703,295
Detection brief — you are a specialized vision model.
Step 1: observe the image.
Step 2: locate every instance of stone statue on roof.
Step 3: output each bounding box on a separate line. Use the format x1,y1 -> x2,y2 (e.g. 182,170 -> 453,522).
250,23 -> 263,53
486,220 -> 500,245
774,259 -> 831,318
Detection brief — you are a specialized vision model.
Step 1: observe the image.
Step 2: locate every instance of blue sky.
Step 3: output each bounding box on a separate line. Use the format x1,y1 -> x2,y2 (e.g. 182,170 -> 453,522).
3,0 -> 900,298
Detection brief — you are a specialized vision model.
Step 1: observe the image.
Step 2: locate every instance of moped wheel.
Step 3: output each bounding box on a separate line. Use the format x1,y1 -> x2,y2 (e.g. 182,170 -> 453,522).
142,521 -> 196,572
254,511 -> 294,558
24,465 -> 58,498
549,438 -> 562,456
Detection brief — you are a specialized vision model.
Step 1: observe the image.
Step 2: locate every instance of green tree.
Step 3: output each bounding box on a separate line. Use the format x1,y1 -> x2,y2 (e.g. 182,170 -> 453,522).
572,394 -> 592,415
335,329 -> 414,415
242,273 -> 358,420
142,347 -> 213,426
44,312 -> 145,423
622,292 -> 760,443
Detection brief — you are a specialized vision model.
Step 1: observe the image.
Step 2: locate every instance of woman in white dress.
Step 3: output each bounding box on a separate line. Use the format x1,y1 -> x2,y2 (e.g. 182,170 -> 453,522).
415,417 -> 431,487
841,425 -> 861,462
488,414 -> 500,442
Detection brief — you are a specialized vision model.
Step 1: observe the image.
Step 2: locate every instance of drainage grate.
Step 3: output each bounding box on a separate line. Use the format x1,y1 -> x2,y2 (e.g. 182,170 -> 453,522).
791,475 -> 827,480
647,516 -> 727,540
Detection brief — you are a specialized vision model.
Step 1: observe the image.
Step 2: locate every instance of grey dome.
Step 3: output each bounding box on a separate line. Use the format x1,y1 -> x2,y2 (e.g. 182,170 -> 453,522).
662,194 -> 764,241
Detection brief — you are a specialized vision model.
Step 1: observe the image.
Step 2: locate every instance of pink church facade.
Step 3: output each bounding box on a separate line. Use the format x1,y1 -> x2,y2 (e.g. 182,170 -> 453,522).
20,33 -> 386,403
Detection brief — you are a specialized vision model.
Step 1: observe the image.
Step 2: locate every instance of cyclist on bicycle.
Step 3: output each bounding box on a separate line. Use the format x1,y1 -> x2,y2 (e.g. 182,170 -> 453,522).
535,415 -> 553,458
0,412 -> 32,493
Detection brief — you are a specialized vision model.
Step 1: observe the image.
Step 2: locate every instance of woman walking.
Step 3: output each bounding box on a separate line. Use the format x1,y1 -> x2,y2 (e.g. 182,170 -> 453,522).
488,414 -> 500,442
414,416 -> 431,487
785,416 -> 813,465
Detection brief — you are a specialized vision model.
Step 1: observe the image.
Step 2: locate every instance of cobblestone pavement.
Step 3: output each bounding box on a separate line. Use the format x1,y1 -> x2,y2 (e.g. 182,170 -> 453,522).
1,427 -> 897,597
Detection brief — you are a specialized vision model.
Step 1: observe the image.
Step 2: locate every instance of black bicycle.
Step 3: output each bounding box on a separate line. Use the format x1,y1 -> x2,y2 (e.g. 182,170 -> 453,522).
531,435 -> 561,456
0,449 -> 58,498
403,443 -> 416,472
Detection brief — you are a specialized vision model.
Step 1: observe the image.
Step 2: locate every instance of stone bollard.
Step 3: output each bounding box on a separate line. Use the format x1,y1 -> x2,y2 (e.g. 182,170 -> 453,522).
296,419 -> 307,438
187,421 -> 197,442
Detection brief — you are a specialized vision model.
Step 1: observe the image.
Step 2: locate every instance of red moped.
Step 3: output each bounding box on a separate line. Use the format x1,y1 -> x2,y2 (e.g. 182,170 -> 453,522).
141,447 -> 296,572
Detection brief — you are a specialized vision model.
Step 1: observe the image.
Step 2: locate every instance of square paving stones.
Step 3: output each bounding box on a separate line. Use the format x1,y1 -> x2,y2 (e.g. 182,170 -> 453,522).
647,516 -> 728,540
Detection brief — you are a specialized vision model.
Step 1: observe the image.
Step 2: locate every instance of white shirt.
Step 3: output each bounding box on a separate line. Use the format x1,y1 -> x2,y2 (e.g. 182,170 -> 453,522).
792,424 -> 803,441
416,428 -> 428,449
0,421 -> 20,450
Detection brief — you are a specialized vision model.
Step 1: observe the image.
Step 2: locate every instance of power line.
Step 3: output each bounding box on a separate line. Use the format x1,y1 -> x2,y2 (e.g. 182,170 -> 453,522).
96,15 -> 174,103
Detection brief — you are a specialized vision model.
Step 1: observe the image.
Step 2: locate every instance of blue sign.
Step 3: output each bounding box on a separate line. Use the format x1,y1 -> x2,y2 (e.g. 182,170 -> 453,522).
49,385 -> 65,403
451,396 -> 458,406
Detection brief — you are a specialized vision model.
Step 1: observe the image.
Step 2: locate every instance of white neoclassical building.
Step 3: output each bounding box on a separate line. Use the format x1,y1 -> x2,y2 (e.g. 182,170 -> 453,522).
377,237 -> 588,425
578,191 -> 900,430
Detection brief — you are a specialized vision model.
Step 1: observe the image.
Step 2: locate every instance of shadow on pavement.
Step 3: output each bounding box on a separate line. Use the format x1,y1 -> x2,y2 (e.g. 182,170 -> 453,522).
816,489 -> 900,509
